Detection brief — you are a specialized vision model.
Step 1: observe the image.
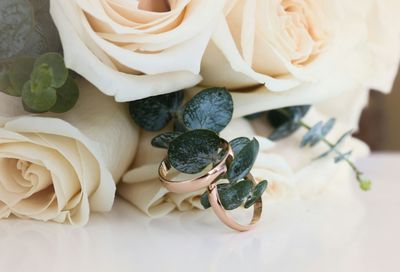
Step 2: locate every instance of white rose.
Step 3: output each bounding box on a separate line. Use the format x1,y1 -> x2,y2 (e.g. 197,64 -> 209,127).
0,80 -> 139,225
50,0 -> 225,102
201,0 -> 400,116
118,111 -> 368,218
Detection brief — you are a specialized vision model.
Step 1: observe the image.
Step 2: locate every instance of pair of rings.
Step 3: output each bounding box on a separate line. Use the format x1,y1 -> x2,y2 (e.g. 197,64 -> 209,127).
158,138 -> 262,232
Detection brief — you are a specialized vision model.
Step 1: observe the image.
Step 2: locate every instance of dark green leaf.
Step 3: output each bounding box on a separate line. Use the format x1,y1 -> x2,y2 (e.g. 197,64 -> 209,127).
183,87 -> 233,133
229,137 -> 251,156
244,112 -> 264,120
168,129 -> 220,174
268,106 -> 311,141
129,91 -> 184,131
151,132 -> 183,149
219,180 -> 253,210
30,63 -> 52,92
315,130 -> 353,160
244,180 -> 268,208
21,80 -> 57,112
200,191 -> 211,209
334,151 -> 352,163
7,57 -> 35,95
0,0 -> 33,59
34,53 -> 68,88
50,75 -> 79,113
227,138 -> 259,183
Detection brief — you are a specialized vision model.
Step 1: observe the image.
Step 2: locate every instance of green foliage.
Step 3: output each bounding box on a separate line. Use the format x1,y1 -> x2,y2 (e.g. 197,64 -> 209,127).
151,132 -> 183,149
22,81 -> 57,112
227,138 -> 259,183
0,2 -> 78,114
200,180 -> 268,210
229,137 -> 251,156
129,91 -> 184,131
301,118 -> 336,147
268,106 -> 311,141
50,75 -> 79,113
182,87 -> 233,133
168,130 -> 221,174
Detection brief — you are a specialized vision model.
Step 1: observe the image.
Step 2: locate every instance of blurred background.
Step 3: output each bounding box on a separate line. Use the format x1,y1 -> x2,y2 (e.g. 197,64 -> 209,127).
356,70 -> 400,151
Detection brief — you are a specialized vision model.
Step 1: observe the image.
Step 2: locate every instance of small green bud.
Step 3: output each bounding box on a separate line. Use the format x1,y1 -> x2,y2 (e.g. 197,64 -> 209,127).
357,174 -> 372,191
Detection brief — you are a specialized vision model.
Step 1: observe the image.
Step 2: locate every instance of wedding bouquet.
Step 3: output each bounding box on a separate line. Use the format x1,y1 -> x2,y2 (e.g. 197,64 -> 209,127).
0,0 -> 399,229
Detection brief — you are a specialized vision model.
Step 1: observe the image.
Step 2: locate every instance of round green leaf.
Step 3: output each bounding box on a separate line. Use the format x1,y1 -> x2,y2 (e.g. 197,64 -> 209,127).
34,53 -> 68,88
227,138 -> 259,183
30,63 -> 53,92
244,180 -> 268,209
168,129 -> 220,174
229,137 -> 251,156
0,0 -> 33,59
183,88 -> 233,133
50,75 -> 79,113
7,57 -> 35,95
22,80 -> 57,112
219,180 -> 253,210
129,91 -> 184,131
151,132 -> 183,149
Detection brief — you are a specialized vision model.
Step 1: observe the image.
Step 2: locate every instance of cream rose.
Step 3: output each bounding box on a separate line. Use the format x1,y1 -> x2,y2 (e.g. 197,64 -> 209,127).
50,0 -> 225,102
201,0 -> 400,116
0,79 -> 139,225
118,108 -> 368,217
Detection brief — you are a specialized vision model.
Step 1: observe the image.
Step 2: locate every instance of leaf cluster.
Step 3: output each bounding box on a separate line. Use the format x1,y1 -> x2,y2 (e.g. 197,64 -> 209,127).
130,88 -> 268,210
0,53 -> 79,113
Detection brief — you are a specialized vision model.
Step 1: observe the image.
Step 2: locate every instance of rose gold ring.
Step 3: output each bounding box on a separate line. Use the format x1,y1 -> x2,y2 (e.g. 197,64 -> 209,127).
158,139 -> 233,194
208,173 -> 263,232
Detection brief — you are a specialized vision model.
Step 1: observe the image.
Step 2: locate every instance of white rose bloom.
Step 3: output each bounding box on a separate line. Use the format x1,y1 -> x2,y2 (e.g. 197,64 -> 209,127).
118,111 -> 368,217
0,80 -> 139,225
201,0 -> 400,116
50,0 -> 225,102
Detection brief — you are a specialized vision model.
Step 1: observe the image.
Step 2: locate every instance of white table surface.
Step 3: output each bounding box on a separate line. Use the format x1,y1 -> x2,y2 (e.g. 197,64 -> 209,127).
0,153 -> 399,272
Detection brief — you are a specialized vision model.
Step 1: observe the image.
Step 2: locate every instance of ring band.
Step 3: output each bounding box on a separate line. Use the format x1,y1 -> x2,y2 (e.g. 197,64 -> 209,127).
208,172 -> 262,232
158,138 -> 233,193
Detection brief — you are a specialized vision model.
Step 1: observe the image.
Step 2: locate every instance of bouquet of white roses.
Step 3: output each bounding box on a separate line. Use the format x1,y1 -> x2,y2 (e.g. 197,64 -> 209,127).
0,0 -> 399,229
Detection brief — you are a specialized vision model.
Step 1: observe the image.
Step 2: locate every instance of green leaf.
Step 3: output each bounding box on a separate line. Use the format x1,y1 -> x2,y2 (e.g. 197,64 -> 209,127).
334,151 -> 352,163
244,180 -> 268,208
7,57 -> 35,95
268,106 -> 311,141
30,63 -> 52,92
315,130 -> 353,160
301,118 -> 336,147
50,75 -> 79,113
129,91 -> 184,131
183,87 -> 233,133
0,0 -> 33,59
219,180 -> 253,210
151,132 -> 183,149
229,137 -> 251,156
200,181 -> 253,211
227,138 -> 259,183
34,53 -> 68,88
168,129 -> 220,174
21,80 -> 57,112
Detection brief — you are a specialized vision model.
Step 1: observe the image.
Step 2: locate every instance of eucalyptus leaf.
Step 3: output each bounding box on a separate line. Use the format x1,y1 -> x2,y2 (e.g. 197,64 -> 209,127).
30,63 -> 52,92
50,75 -> 79,113
229,137 -> 251,156
334,151 -> 352,163
301,121 -> 323,147
268,106 -> 311,141
227,138 -> 259,183
168,129 -> 220,174
34,53 -> 68,88
219,180 -> 253,210
7,57 -> 35,95
183,88 -> 233,133
0,0 -> 33,59
129,91 -> 184,131
22,80 -> 57,112
244,180 -> 268,209
151,132 -> 183,149
315,130 -> 353,160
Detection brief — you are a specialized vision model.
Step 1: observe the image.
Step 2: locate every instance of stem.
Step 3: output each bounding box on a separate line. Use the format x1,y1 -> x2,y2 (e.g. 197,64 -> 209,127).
298,120 -> 364,179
